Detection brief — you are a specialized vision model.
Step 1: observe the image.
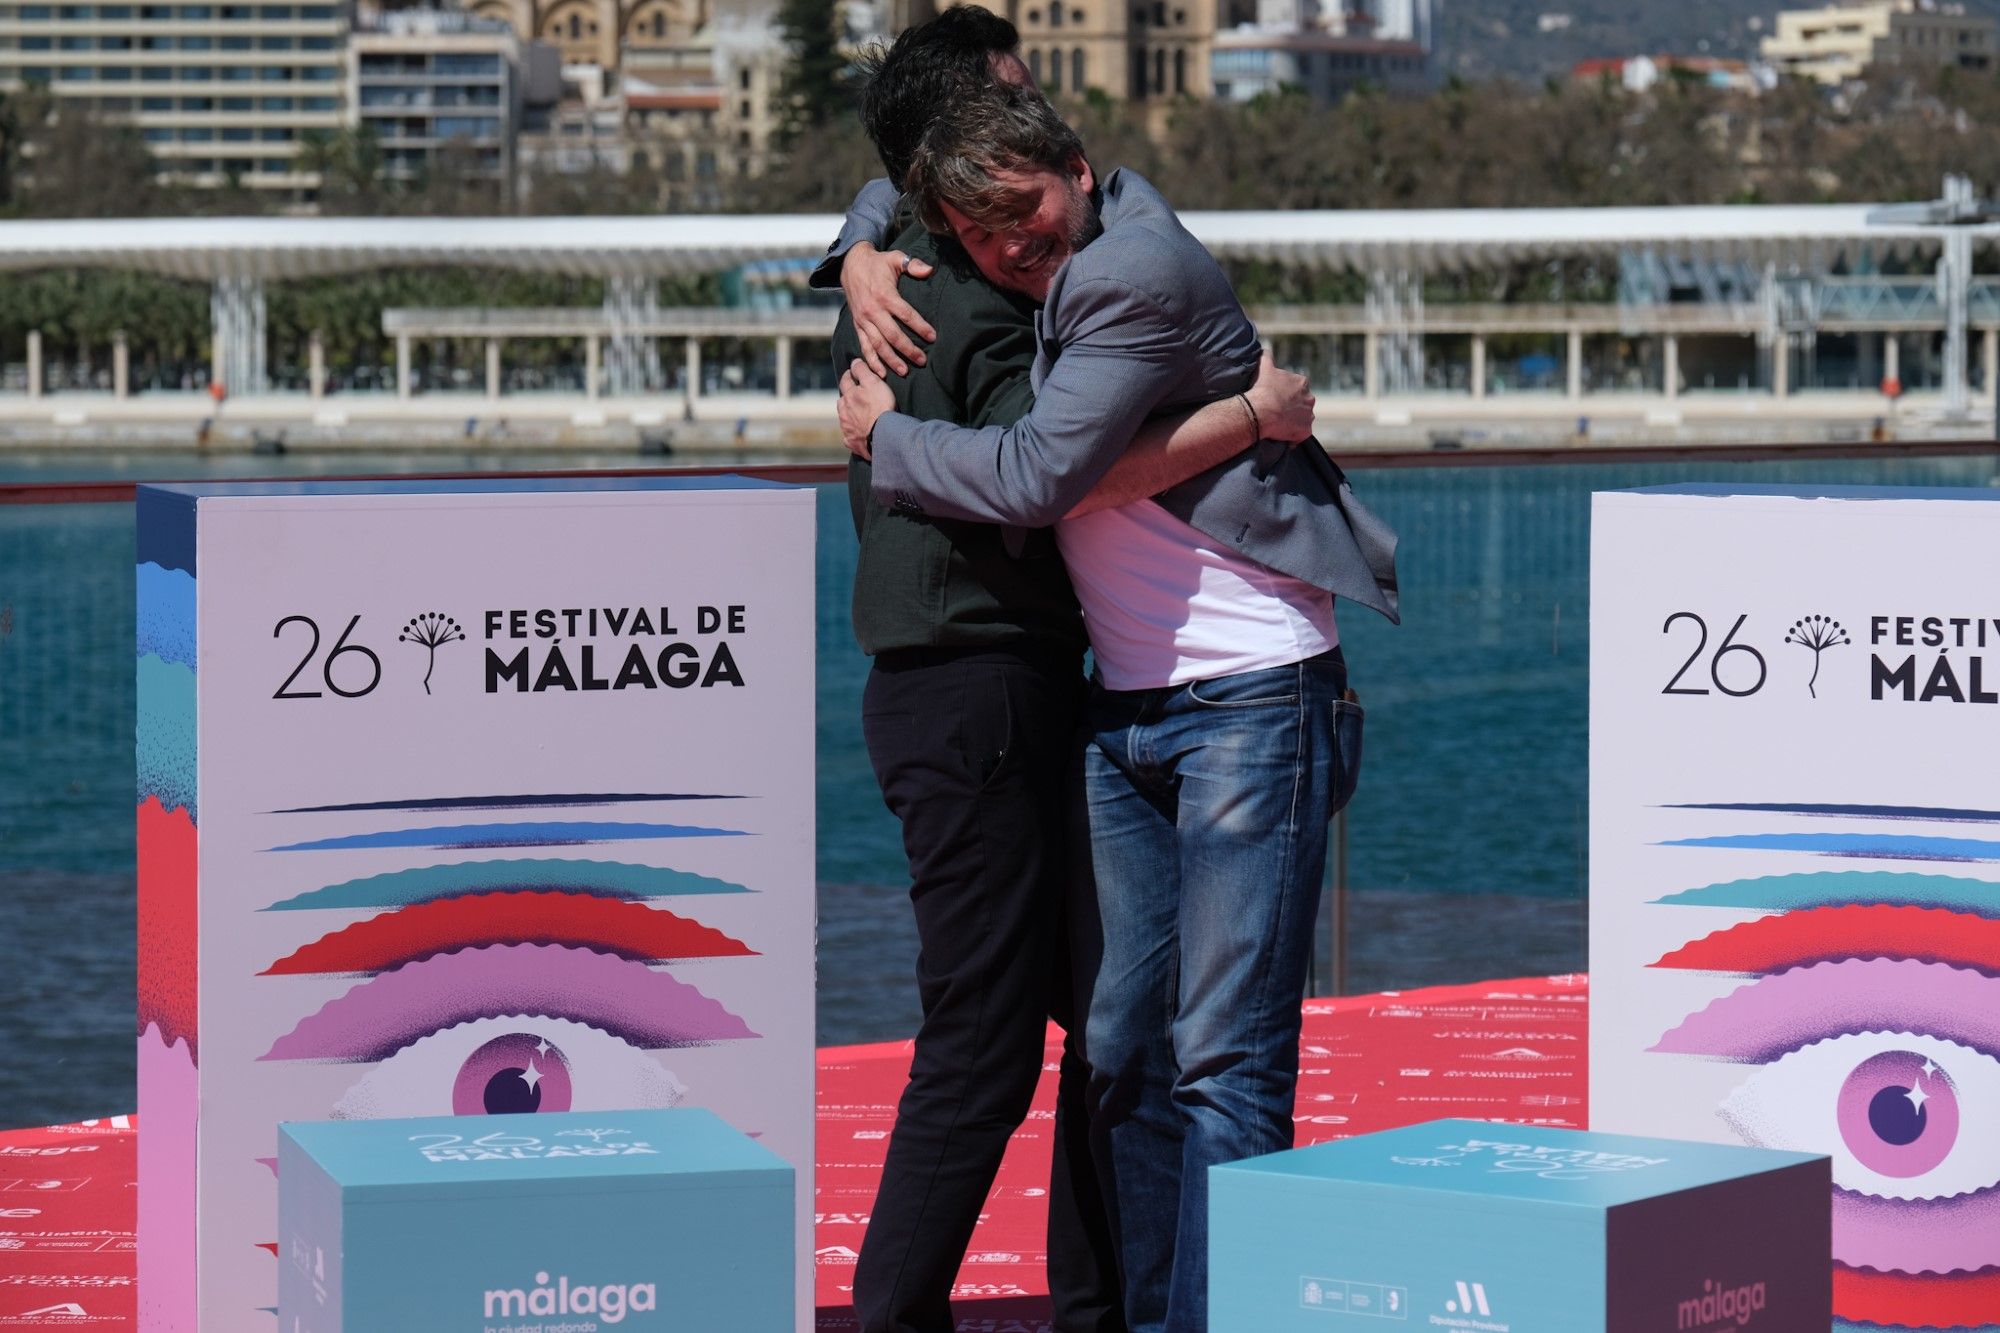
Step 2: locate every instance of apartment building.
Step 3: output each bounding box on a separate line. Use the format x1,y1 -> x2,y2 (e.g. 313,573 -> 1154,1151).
0,0 -> 347,191
620,1 -> 779,182
471,0 -> 782,194
905,0 -> 1213,105
1762,0 -> 1995,85
349,7 -> 522,195
1212,29 -> 1430,102
1211,0 -> 1430,104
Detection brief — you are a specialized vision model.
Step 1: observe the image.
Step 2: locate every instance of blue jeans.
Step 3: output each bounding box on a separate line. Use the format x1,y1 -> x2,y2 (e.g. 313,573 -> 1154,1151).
1080,649 -> 1360,1333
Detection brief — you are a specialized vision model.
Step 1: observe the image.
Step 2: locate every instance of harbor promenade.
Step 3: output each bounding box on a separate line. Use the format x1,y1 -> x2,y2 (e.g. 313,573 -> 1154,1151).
8,191 -> 2000,448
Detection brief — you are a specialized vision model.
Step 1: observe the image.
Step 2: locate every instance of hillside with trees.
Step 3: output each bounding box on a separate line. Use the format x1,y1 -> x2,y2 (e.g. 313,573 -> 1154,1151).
9,63 -> 2000,223
1437,0 -> 2000,81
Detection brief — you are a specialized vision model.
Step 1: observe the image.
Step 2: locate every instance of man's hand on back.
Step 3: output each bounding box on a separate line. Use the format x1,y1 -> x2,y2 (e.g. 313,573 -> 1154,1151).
839,358 -> 896,460
1245,349 -> 1316,444
842,242 -> 938,376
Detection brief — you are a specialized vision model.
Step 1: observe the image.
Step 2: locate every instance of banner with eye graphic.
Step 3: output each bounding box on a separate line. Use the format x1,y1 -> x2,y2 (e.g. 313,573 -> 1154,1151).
1591,485 -> 2000,1333
136,478 -> 817,1333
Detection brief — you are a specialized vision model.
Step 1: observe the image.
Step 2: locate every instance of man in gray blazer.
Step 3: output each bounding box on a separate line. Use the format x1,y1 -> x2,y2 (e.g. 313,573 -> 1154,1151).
836,82 -> 1397,1333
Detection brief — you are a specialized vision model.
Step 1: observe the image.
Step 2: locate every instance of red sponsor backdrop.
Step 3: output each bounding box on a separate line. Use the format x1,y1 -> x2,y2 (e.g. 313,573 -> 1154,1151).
0,976 -> 1586,1331
0,1118 -> 137,1329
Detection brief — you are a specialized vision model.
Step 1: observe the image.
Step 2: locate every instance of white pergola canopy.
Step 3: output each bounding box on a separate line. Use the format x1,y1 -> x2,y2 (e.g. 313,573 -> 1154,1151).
1182,205 -> 1957,271
0,205 -> 1984,280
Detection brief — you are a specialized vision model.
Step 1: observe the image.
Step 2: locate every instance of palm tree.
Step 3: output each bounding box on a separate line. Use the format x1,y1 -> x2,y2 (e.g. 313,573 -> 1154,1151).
298,126 -> 389,213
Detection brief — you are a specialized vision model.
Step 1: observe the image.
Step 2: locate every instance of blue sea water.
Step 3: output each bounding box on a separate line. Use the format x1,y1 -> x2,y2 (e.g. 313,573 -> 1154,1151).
2,447 -> 1997,1130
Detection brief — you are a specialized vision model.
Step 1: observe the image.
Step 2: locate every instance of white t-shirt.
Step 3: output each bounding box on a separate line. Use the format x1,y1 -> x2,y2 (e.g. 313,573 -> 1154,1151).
1056,498 -> 1338,692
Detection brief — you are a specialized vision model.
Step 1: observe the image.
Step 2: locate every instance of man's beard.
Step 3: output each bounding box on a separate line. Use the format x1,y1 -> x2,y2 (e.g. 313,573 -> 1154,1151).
1063,181 -> 1103,253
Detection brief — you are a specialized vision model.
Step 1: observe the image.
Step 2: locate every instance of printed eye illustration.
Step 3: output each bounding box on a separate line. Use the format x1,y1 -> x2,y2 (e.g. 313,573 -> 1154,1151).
328,1016 -> 689,1120
259,890 -> 754,975
1649,868 -> 1999,917
1652,956 -> 2000,1205
455,1030 -> 571,1114
138,796 -> 200,1058
256,850 -> 760,1123
265,817 -> 748,854
1717,1031 -> 1998,1201
261,940 -> 758,1064
137,562 -> 198,823
1660,829 -> 2000,864
259,856 -> 752,914
261,940 -> 754,1125
1647,850 -> 2000,1331
1653,903 -> 2000,977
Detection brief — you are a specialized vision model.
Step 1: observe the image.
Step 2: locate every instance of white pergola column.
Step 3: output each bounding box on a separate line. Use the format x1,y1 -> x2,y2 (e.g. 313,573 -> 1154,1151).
684,338 -> 701,404
1941,229 -> 1971,414
209,274 -> 267,396
585,335 -> 601,400
1663,335 -> 1681,400
1884,333 -> 1901,386
309,331 -> 326,399
25,330 -> 42,399
1366,268 -> 1424,395
1566,328 -> 1584,400
775,336 -> 793,400
113,331 -> 130,399
1470,334 -> 1487,399
486,339 -> 503,399
396,333 -> 413,400
1983,327 -> 1998,399
1363,331 -> 1381,401
1760,259 -> 1784,399
602,275 -> 663,397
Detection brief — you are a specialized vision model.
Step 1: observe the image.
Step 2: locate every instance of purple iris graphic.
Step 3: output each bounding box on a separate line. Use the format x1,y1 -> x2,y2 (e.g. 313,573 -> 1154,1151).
1838,1050 -> 1959,1180
453,1031 -> 574,1116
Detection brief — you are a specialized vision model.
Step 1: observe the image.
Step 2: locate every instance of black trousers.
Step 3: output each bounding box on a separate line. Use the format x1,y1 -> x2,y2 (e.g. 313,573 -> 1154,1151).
854,647 -> 1125,1333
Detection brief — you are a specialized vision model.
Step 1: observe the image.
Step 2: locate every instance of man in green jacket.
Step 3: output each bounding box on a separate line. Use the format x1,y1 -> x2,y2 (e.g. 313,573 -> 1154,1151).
825,11 -> 1313,1333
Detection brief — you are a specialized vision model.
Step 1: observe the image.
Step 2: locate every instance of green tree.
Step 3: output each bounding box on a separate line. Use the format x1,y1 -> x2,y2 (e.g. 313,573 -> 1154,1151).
298,125 -> 390,214
740,113 -> 886,213
774,0 -> 851,141
5,89 -> 173,218
0,91 -> 19,213
520,150 -> 665,214
1066,90 -> 1165,187
400,139 -> 512,217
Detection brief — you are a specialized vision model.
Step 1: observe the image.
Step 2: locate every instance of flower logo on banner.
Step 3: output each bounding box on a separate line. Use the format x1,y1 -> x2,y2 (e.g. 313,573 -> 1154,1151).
1782,615 -> 1851,699
1647,800 -> 2000,1333
397,612 -> 465,696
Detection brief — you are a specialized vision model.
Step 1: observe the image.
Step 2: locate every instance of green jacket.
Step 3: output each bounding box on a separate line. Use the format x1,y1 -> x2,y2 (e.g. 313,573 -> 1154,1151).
839,222 -> 1085,658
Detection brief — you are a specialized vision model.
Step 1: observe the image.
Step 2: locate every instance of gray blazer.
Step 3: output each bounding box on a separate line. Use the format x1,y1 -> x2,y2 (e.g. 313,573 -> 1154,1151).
853,169 -> 1400,623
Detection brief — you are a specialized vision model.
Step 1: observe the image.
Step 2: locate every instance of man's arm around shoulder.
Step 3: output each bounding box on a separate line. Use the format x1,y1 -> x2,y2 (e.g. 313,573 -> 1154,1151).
870,275 -> 1191,527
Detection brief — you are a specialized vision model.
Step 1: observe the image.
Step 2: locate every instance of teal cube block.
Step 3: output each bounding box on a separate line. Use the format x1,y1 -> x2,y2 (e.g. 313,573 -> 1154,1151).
1211,1119 -> 1830,1333
279,1109 -> 793,1333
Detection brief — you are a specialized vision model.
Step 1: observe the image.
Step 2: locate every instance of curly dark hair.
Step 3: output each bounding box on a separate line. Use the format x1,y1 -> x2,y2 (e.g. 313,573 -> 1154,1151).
854,5 -> 1021,190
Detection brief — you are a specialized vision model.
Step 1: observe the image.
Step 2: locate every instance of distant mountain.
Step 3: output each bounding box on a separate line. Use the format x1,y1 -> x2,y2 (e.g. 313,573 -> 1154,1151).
1436,0 -> 2000,83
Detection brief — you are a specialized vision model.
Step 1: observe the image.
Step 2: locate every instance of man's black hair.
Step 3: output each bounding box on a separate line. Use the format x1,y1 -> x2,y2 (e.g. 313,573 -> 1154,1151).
857,5 -> 1020,190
